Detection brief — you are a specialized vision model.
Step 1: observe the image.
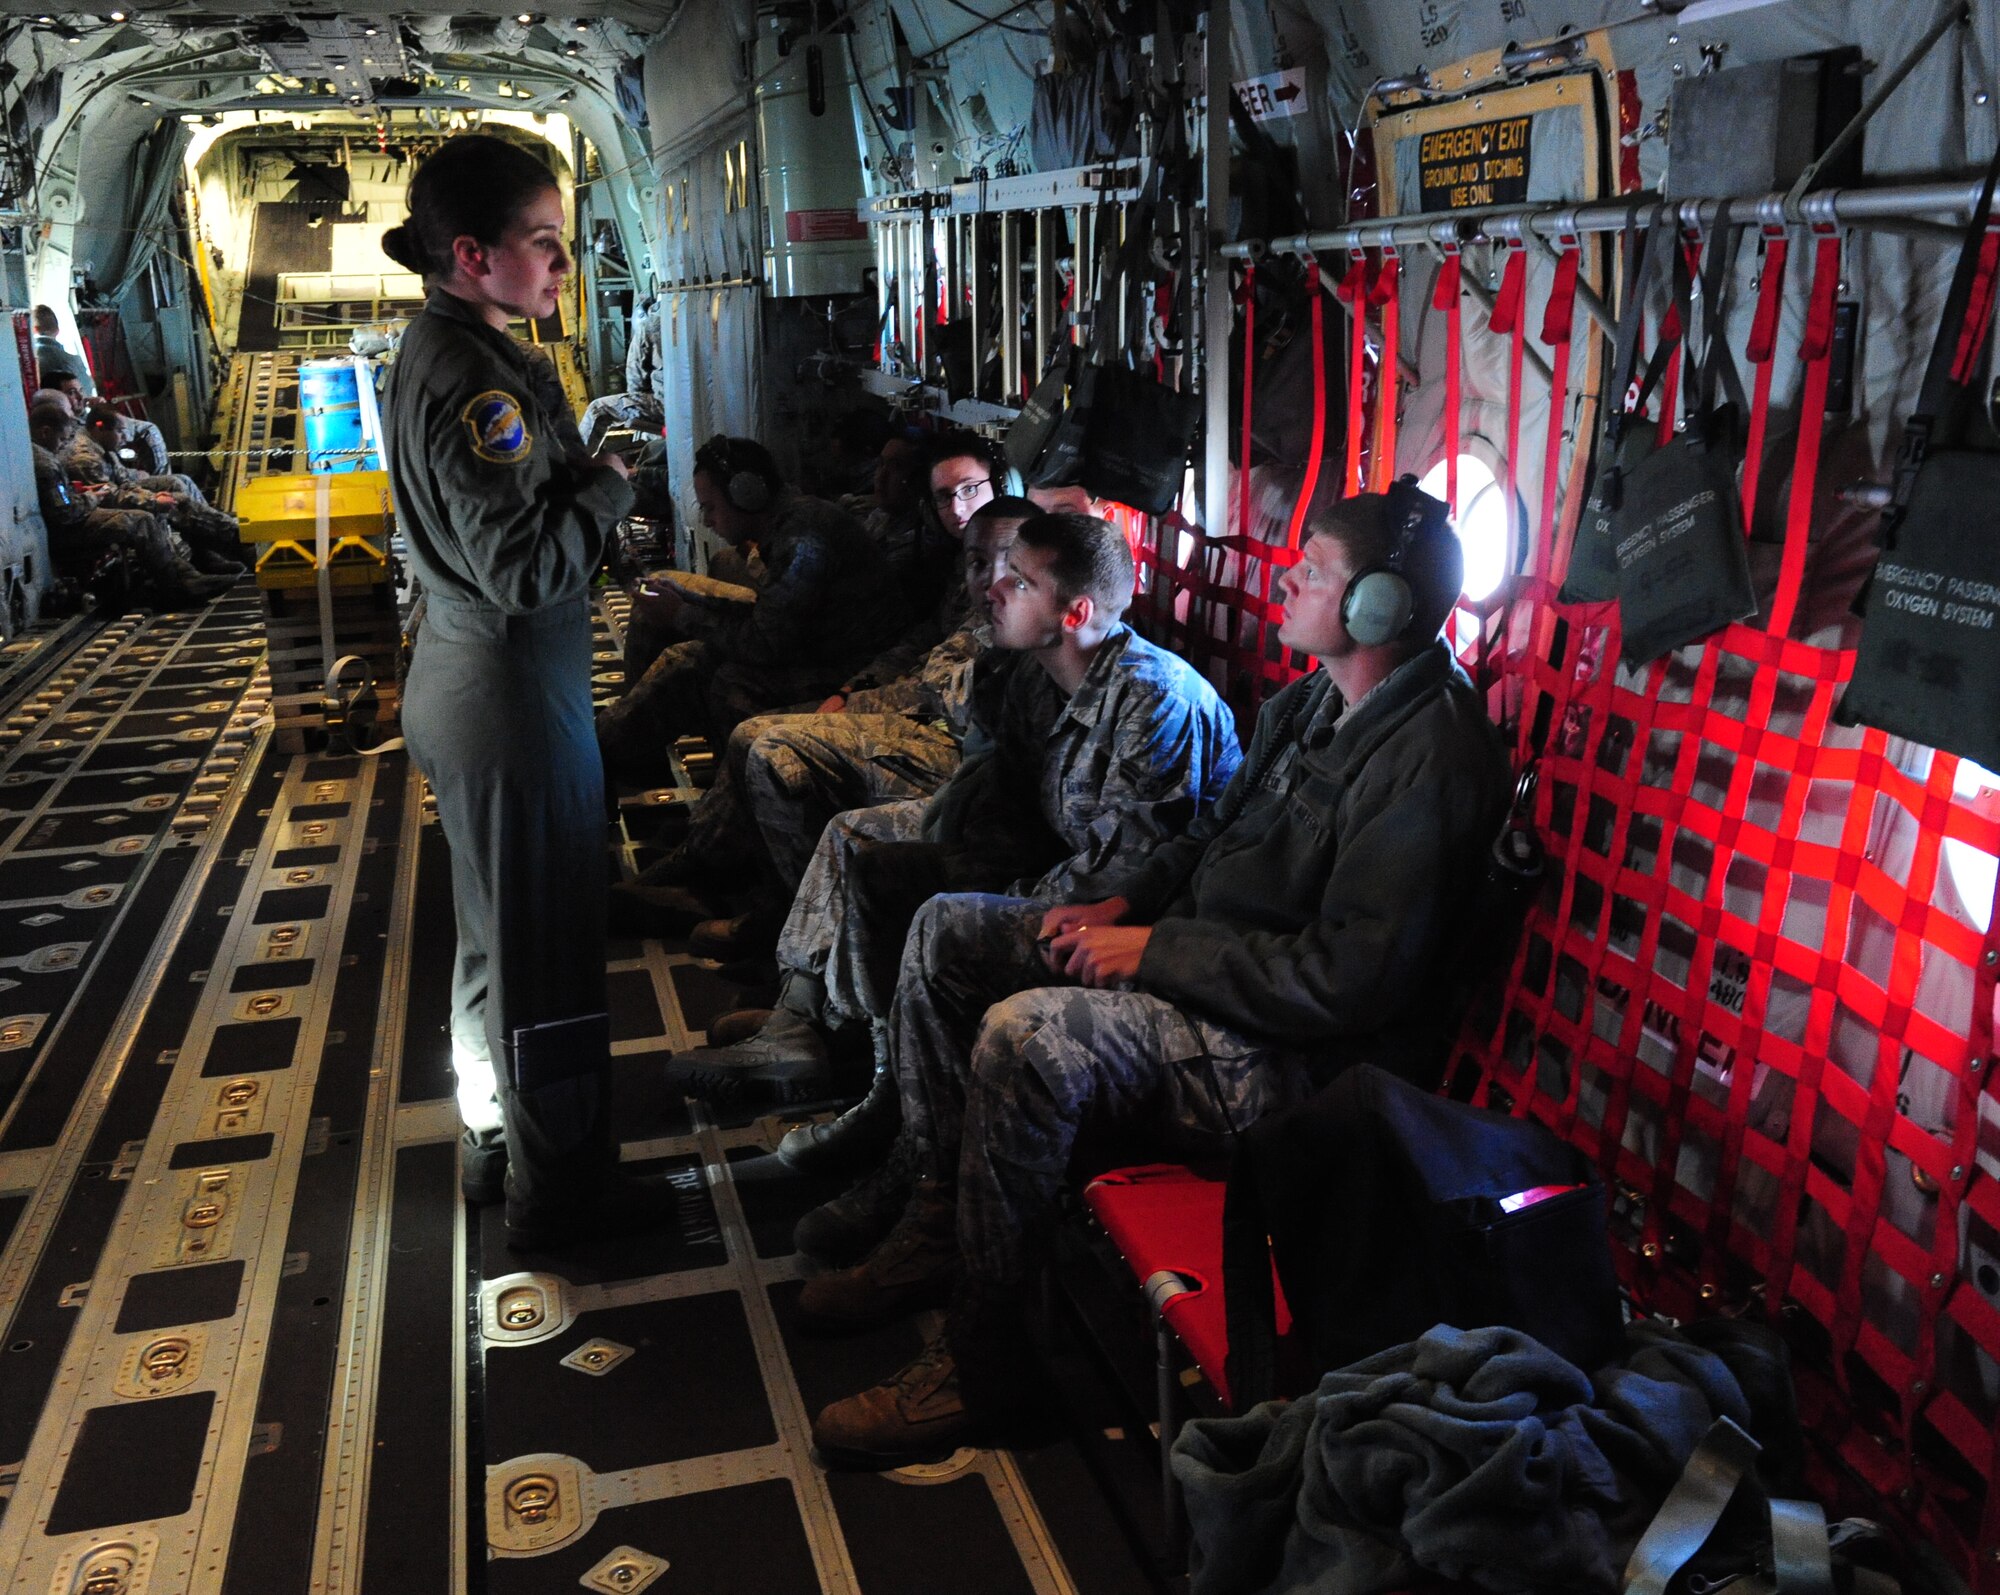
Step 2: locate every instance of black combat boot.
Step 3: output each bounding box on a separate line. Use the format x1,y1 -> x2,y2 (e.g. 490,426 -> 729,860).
793,1131 -> 913,1264
606,879 -> 731,940
777,1061 -> 900,1177
704,1007 -> 772,1047
661,970 -> 832,1103
687,900 -> 785,961
189,545 -> 246,576
460,1125 -> 508,1204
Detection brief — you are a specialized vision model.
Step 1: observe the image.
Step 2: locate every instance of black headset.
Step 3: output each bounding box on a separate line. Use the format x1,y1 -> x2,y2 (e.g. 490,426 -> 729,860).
696,434 -> 781,514
1341,475 -> 1443,648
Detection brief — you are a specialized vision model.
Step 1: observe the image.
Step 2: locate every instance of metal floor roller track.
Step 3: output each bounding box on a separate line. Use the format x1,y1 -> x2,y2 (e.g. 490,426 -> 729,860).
0,589 -> 1174,1595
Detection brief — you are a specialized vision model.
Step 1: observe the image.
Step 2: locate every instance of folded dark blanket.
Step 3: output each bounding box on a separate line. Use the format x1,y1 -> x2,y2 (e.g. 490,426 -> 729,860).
1172,1322 -> 1757,1595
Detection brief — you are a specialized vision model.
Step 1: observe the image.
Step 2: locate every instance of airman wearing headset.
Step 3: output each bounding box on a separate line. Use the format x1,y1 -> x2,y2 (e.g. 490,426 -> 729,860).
596,434 -> 908,783
799,475 -> 1515,1466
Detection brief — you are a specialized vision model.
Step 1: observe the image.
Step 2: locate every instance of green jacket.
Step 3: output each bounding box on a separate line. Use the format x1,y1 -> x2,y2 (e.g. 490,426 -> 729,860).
383,288 -> 633,614
1125,642 -> 1510,1074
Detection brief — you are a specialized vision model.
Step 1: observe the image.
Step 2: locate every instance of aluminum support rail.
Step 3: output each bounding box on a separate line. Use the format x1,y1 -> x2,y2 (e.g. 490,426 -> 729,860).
1221,177 -> 2000,263
863,160 -> 1154,220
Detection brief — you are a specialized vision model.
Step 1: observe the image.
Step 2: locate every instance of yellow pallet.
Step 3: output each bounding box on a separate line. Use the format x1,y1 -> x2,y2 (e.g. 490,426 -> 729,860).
236,470 -> 393,545
252,539 -> 387,591
235,470 -> 393,591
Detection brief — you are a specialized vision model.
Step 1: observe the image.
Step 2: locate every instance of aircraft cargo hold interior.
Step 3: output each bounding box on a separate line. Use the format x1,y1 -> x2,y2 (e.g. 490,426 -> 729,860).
3,4 -> 2000,1595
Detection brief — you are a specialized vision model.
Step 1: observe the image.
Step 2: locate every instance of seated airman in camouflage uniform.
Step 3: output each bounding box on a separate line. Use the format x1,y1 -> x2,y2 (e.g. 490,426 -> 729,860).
83,400 -> 173,478
607,435 -> 1021,943
672,495 -> 1032,965
802,482 -> 1513,1468
44,392 -> 245,572
28,425 -> 227,609
661,511 -> 1243,1128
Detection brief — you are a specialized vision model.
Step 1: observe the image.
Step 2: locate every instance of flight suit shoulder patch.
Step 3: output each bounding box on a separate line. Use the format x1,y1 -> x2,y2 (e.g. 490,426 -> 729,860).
460,389 -> 533,464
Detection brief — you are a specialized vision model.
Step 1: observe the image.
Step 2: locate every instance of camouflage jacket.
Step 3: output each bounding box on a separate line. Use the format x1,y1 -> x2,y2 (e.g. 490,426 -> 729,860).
926,624 -> 1241,904
59,430 -> 129,489
843,605 -> 987,735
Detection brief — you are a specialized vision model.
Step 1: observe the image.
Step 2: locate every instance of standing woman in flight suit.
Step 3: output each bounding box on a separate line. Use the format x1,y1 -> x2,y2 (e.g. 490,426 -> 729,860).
380,135 -> 664,1248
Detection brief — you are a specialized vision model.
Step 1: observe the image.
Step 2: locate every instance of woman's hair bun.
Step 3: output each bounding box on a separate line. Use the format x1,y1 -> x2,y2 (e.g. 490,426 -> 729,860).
380,223 -> 428,275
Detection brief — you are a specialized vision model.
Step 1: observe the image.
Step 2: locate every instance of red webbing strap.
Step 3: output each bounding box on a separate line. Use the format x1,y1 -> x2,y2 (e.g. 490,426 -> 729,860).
1740,229 -> 1790,527
1655,301 -> 1683,448
1368,249 -> 1402,493
1952,225 -> 2000,383
1767,232 -> 1841,640
1286,258 -> 1329,548
1536,243 -> 1581,589
1237,266 -> 1256,542
1435,247 -> 1464,516
1338,252 -> 1370,496
1488,244 -> 1529,577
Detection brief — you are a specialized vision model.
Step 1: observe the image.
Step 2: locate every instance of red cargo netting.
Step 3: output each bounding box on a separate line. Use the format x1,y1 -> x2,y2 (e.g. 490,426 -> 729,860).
1442,237 -> 2000,1587
1127,220 -> 2000,1588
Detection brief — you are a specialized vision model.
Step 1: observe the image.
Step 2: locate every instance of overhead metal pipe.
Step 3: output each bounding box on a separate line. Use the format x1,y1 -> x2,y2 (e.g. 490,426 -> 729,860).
1222,177 -> 2000,263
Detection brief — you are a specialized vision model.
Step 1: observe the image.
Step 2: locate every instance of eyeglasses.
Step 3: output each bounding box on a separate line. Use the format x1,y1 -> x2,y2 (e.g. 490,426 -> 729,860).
931,477 -> 992,508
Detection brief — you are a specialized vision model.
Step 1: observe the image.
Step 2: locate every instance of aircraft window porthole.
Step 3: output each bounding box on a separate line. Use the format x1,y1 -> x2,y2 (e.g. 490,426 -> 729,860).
1942,757 -> 2000,933
1417,454 -> 1510,604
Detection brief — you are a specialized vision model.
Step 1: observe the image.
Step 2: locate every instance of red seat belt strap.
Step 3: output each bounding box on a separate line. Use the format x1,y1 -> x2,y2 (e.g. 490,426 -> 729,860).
1338,251 -> 1370,497
1488,243 -> 1529,584
1286,257 -> 1329,549
1769,231 -> 1841,639
1236,266 -> 1256,539
1741,228 -> 1789,527
1952,223 -> 2000,383
1368,248 -> 1402,493
1434,247 -> 1464,517
1537,242 -> 1581,588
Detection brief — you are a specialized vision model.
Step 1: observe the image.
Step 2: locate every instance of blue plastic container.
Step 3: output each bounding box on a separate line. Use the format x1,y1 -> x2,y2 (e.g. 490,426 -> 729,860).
298,359 -> 378,473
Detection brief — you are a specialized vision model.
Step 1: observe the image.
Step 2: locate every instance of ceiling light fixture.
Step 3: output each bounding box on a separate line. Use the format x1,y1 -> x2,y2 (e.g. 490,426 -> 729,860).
515,11 -> 536,22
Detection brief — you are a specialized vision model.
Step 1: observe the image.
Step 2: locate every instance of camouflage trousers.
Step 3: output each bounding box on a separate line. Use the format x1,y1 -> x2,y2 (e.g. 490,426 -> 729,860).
54,509 -> 188,585
671,712 -> 958,895
743,713 -> 958,888
891,893 -> 1311,1286
104,482 -> 240,559
774,797 -> 928,1030
595,638 -> 847,782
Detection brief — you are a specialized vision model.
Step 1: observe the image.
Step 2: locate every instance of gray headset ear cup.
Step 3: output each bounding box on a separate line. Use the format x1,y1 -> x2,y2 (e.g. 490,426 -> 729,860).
728,469 -> 773,513
1342,569 -> 1414,648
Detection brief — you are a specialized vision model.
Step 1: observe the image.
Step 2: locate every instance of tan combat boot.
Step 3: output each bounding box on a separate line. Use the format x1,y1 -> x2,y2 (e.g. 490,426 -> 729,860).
811,1337 -> 980,1466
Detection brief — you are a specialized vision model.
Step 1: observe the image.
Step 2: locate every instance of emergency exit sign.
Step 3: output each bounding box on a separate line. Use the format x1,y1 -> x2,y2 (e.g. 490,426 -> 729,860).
1234,68 -> 1306,121
1418,113 -> 1533,211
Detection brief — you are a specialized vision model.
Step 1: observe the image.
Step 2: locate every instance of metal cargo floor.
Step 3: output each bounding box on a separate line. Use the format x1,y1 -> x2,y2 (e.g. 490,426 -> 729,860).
0,589 -> 1172,1595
